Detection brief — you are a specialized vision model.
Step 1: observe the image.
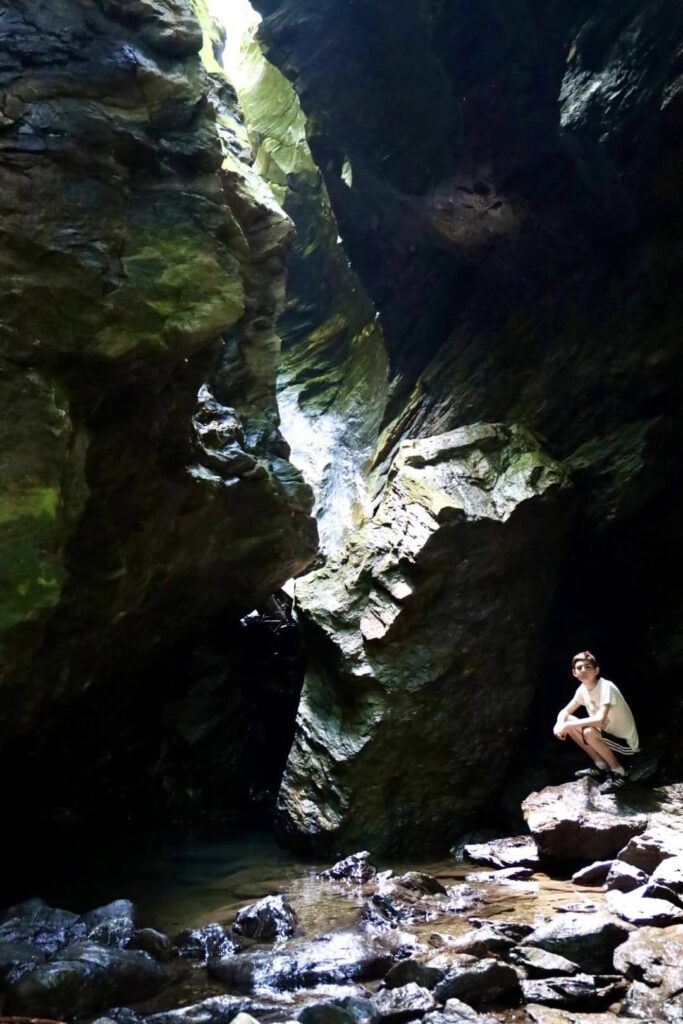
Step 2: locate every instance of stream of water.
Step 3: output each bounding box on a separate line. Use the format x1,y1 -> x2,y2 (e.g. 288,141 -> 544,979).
3,824 -> 600,1021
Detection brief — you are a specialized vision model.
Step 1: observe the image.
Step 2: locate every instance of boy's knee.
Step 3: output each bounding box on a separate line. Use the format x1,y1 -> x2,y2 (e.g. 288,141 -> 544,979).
583,726 -> 599,742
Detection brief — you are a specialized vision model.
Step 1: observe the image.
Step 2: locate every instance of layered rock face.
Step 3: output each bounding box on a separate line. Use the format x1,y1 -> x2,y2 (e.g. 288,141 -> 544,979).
0,2 -> 317,773
222,9 -> 388,554
244,0 -> 683,848
278,425 -> 571,854
3,0 -> 683,845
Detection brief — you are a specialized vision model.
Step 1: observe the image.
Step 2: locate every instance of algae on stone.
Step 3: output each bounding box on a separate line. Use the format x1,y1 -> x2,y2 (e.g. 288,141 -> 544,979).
0,0 -> 317,756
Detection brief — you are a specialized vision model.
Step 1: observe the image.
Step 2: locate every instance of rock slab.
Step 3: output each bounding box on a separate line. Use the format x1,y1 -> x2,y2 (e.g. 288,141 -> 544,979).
278,425 -> 571,854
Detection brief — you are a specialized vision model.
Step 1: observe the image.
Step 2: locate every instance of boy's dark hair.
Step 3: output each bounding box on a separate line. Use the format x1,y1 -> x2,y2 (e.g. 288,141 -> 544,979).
572,650 -> 599,668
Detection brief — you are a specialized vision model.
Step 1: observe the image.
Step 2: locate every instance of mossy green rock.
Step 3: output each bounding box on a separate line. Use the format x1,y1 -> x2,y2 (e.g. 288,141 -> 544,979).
253,0 -> 683,783
224,15 -> 388,552
0,0 -> 317,750
277,424 -> 572,855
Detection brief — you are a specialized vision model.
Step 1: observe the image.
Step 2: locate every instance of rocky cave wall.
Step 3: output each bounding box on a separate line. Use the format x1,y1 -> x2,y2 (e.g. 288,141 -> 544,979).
2,0 -> 683,852
0,0 -> 318,817
243,0 -> 683,853
218,3 -> 389,554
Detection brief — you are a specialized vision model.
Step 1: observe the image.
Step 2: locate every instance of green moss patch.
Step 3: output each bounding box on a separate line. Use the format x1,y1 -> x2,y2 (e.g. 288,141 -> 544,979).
0,487 -> 63,634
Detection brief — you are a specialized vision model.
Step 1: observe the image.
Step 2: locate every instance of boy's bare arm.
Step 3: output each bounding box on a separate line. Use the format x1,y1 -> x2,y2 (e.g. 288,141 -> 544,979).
554,697 -> 581,737
555,700 -> 610,738
575,702 -> 610,730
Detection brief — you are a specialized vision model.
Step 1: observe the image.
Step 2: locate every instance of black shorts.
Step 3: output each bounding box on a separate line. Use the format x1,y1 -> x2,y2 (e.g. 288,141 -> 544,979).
599,730 -> 639,756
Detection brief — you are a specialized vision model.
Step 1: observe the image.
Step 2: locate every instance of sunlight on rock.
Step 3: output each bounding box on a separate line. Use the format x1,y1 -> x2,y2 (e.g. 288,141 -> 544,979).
277,389 -> 373,556
207,0 -> 262,90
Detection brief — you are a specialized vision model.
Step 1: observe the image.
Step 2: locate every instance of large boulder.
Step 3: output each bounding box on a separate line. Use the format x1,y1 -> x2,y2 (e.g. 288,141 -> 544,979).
520,974 -> 626,1011
0,0 -> 317,798
174,923 -> 235,962
605,887 -> 683,927
233,895 -> 297,942
508,946 -> 579,979
521,780 -> 683,861
604,862 -> 648,894
82,899 -> 136,948
651,855 -> 683,895
0,899 -> 85,956
571,862 -> 613,887
463,837 -> 539,870
278,424 -> 570,854
3,942 -> 170,1019
208,932 -> 393,991
371,983 -> 436,1022
617,796 -> 683,872
321,853 -> 378,884
128,927 -> 173,962
433,959 -> 521,1008
520,913 -> 631,973
384,960 -> 446,991
614,923 -> 683,1021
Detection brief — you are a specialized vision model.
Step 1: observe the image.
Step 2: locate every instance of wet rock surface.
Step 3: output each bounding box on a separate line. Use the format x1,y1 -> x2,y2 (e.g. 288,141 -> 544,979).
614,923 -> 683,1020
7,789 -> 683,1024
3,942 -> 171,1018
465,868 -> 533,884
174,923 -> 235,963
362,879 -> 479,929
509,946 -> 579,979
433,959 -> 521,1008
520,974 -> 626,1011
208,932 -> 394,992
0,0 -> 318,821
520,912 -> 632,973
371,982 -> 436,1021
462,838 -> 539,872
605,887 -> 683,927
523,781 -> 683,863
251,0 -> 683,816
278,425 -> 571,856
233,896 -> 298,943
322,855 -> 378,886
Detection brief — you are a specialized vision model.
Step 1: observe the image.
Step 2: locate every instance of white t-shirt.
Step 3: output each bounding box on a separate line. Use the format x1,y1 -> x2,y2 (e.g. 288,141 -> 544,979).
574,677 -> 639,752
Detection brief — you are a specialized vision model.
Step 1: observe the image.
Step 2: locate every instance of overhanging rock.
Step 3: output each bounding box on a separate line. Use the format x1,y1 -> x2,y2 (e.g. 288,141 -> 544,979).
277,423 -> 572,855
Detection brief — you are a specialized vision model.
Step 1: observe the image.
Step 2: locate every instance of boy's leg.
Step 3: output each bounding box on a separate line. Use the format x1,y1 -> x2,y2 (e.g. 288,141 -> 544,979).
562,716 -> 608,765
582,726 -> 622,771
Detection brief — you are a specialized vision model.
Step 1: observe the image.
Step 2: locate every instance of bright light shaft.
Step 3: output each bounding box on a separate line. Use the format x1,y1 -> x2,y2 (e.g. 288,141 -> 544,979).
206,0 -> 262,88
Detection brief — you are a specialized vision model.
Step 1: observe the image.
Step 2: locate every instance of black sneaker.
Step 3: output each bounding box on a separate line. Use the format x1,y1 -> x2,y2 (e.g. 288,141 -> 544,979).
575,766 -> 608,780
598,771 -> 627,794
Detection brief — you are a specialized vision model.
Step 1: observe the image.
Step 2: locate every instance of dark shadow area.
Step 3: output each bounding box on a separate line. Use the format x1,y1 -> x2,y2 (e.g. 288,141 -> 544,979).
1,590 -> 306,840
499,480 -> 683,832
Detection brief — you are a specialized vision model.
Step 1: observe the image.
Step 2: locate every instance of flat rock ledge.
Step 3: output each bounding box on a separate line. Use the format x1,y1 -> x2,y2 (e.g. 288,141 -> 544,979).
522,781 -> 683,862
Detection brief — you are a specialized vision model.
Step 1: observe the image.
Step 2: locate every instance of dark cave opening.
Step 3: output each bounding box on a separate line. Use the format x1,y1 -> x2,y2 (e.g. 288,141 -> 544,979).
2,592 -> 306,844
504,477 -> 683,829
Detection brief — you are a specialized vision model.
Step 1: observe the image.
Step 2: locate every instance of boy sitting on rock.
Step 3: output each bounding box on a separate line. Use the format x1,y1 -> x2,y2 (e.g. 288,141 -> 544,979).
553,650 -> 639,793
